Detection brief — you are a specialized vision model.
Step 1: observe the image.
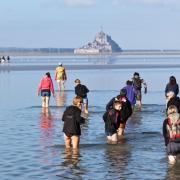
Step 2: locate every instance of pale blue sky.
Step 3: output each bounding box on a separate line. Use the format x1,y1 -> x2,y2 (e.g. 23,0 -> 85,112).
0,0 -> 180,49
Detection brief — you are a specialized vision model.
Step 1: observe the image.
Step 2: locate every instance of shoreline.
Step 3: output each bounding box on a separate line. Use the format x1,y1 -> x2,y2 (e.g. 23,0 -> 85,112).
1,51 -> 180,57
0,64 -> 179,71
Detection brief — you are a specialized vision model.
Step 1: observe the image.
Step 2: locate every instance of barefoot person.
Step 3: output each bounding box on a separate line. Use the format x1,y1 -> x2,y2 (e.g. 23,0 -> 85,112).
106,89 -> 132,136
163,105 -> 180,164
74,79 -> 89,114
37,72 -> 55,108
103,100 -> 122,144
62,96 -> 85,149
55,63 -> 67,91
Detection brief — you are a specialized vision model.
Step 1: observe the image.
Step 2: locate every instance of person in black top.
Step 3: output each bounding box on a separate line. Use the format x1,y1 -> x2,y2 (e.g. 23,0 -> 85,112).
62,96 -> 85,149
75,79 -> 89,114
106,89 -> 132,136
103,100 -> 122,144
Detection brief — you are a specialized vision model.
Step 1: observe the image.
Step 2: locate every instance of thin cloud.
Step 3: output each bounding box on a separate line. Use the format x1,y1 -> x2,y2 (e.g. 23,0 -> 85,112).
64,0 -> 96,6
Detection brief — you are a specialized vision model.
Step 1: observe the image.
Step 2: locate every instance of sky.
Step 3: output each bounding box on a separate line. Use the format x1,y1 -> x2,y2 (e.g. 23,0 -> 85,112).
0,0 -> 180,49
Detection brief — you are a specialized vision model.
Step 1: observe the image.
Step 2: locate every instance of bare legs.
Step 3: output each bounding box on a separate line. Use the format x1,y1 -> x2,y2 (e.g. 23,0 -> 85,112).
41,96 -> 50,108
64,134 -> 80,149
57,80 -> 65,91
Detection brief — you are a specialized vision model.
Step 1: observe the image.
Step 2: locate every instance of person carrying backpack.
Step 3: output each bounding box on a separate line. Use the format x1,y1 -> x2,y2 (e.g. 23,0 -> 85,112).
74,79 -> 89,114
163,105 -> 180,164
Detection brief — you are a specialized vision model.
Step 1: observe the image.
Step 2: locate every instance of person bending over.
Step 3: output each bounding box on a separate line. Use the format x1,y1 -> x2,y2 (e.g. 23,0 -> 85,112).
103,101 -> 122,144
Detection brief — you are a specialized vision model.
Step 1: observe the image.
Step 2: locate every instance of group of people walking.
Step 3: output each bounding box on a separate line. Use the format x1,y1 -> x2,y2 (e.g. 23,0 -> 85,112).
37,65 -> 180,164
163,76 -> 180,164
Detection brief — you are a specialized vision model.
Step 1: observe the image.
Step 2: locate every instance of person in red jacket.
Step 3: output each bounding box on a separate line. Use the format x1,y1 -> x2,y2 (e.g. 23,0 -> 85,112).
37,72 -> 55,108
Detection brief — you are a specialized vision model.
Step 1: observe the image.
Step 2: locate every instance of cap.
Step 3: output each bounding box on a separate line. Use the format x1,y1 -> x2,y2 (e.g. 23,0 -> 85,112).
58,62 -> 62,66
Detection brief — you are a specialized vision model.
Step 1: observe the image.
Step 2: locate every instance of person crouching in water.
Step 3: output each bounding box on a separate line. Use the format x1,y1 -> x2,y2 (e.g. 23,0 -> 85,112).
103,101 -> 122,144
62,96 -> 85,149
106,89 -> 132,136
163,105 -> 180,164
37,72 -> 55,108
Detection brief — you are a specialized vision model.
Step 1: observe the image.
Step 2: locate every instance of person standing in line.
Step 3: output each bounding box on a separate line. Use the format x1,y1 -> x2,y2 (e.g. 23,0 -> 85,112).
74,79 -> 89,114
55,63 -> 67,91
62,96 -> 85,149
163,105 -> 180,164
123,80 -> 137,111
37,72 -> 55,108
132,72 -> 147,109
165,76 -> 179,104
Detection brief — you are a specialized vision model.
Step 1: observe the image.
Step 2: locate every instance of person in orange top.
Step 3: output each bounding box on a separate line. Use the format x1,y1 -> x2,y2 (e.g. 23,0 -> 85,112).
37,72 -> 55,108
55,63 -> 67,91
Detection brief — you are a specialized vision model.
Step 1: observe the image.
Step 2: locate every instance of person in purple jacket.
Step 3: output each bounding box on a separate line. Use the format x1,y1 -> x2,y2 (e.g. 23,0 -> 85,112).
123,80 -> 137,111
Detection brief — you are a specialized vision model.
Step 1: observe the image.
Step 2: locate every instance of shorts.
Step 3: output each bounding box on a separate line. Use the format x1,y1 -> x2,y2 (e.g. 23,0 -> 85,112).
106,133 -> 118,142
167,141 -> 180,155
56,79 -> 64,83
83,97 -> 88,105
41,89 -> 51,97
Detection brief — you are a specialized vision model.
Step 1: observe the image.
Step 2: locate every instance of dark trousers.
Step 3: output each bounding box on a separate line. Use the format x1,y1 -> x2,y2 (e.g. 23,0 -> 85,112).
167,142 -> 180,155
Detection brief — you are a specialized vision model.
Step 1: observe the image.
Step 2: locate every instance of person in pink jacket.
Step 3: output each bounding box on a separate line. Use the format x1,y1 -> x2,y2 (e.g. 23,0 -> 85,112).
37,72 -> 55,108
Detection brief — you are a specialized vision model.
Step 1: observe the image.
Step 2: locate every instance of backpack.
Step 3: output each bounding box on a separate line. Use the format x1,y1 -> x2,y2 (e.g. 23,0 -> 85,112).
167,112 -> 180,142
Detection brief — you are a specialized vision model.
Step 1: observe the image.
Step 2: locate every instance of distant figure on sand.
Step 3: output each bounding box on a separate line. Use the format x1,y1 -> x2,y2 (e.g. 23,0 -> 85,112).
165,76 -> 179,97
74,79 -> 89,114
163,105 -> 180,164
55,63 -> 67,91
123,80 -> 136,111
62,96 -> 85,149
132,72 -> 147,109
37,72 -> 55,108
106,89 -> 132,136
103,100 -> 122,144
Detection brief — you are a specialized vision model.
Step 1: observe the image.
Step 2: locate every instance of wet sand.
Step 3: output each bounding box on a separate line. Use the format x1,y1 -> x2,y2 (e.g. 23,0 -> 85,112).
0,63 -> 179,71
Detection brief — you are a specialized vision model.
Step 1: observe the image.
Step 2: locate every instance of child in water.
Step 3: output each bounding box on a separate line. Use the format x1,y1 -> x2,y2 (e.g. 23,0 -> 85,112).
103,100 -> 122,144
62,96 -> 85,149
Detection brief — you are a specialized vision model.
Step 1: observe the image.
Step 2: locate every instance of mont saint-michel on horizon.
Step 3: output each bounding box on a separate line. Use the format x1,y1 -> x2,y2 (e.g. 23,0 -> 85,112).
74,30 -> 122,54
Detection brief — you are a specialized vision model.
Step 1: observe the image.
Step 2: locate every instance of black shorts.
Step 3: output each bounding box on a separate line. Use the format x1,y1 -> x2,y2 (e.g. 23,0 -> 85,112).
41,89 -> 51,97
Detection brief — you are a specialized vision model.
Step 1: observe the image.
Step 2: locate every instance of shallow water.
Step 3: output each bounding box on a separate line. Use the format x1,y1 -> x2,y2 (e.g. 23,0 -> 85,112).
0,64 -> 180,179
